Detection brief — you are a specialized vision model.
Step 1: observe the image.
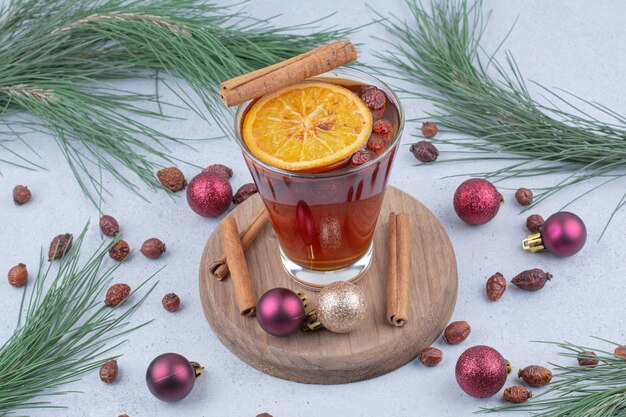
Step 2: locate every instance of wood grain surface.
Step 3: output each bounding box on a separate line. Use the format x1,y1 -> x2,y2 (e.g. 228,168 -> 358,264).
199,186 -> 458,384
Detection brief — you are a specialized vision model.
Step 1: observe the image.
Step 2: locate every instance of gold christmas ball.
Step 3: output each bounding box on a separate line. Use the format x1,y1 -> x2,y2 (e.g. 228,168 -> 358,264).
317,281 -> 367,333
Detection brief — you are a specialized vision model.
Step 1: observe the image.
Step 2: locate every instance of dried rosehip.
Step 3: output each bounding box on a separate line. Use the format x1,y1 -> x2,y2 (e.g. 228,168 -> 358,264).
256,414 -> 273,417
515,188 -> 533,206
350,149 -> 373,166
162,293 -> 181,312
526,214 -> 545,233
614,346 -> 626,358
109,240 -> 130,262
119,415 -> 130,417
105,283 -> 131,307
503,386 -> 532,403
511,268 -> 552,291
443,321 -> 471,344
410,141 -> 439,162
421,121 -> 438,138
233,183 -> 258,205
366,135 -> 386,154
157,167 -> 186,192
518,365 -> 552,387
486,272 -> 506,301
578,351 -> 599,367
8,263 -> 28,288
203,163 -> 233,179
419,347 -> 443,366
360,87 -> 386,118
13,185 -> 32,205
99,360 -> 119,383
48,233 -> 73,261
99,215 -> 120,237
373,119 -> 393,142
141,238 -> 166,259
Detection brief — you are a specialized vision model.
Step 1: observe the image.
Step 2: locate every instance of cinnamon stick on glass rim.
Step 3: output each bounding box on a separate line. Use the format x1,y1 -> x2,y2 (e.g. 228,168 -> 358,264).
219,216 -> 257,317
220,39 -> 358,107
386,212 -> 410,326
209,207 -> 269,280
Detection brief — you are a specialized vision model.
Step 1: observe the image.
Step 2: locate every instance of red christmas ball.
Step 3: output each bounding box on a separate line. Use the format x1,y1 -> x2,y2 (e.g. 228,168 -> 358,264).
455,345 -> 508,398
453,179 -> 502,225
257,288 -> 306,337
186,172 -> 232,217
146,353 -> 203,402
541,212 -> 586,257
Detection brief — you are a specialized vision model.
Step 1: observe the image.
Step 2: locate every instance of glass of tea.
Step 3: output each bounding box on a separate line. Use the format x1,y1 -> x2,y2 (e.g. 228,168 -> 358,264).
233,67 -> 404,289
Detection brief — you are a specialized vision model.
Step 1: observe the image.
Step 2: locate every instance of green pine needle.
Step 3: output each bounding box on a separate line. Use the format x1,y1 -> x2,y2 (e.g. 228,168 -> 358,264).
376,0 -> 625,236
0,0 -> 351,207
0,225 -> 158,416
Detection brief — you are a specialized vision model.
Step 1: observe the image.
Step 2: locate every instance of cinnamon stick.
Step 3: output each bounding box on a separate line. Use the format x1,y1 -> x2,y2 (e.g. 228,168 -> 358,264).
219,216 -> 257,317
220,39 -> 358,107
209,207 -> 269,280
387,212 -> 411,326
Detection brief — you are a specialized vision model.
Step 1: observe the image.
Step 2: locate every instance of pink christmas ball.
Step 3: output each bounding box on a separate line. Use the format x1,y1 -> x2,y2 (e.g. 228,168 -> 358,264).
541,212 -> 586,257
257,288 -> 305,337
146,353 -> 198,402
186,172 -> 232,217
453,179 -> 502,225
455,345 -> 508,398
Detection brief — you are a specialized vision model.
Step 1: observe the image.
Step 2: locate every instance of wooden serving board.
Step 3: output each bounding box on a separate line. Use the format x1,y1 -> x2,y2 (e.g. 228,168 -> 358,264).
199,186 -> 458,384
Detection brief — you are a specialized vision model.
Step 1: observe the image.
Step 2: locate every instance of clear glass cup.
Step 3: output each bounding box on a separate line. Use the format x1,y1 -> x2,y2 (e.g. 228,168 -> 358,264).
233,67 -> 404,290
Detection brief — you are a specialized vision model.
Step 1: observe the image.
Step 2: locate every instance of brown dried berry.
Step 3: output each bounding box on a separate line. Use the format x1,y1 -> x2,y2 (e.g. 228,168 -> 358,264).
99,360 -> 119,383
443,320 -> 471,344
157,167 -> 186,192
518,365 -> 553,387
614,346 -> 626,358
141,238 -> 166,259
13,185 -> 32,205
99,215 -> 120,237
48,233 -> 73,261
515,188 -> 533,206
8,263 -> 28,288
511,268 -> 552,291
203,164 -> 233,179
486,272 -> 506,301
360,87 -> 387,118
105,283 -> 131,307
410,141 -> 439,162
109,240 -> 130,262
162,293 -> 181,312
421,121 -> 438,138
119,415 -> 130,417
350,149 -> 373,166
373,119 -> 393,142
419,347 -> 443,366
256,414 -> 273,417
503,386 -> 532,403
366,135 -> 386,154
526,214 -> 545,233
578,351 -> 599,367
233,183 -> 258,205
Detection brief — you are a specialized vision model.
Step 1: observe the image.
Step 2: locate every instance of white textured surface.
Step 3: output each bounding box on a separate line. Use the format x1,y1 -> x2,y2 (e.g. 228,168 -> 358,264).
1,1 -> 625,416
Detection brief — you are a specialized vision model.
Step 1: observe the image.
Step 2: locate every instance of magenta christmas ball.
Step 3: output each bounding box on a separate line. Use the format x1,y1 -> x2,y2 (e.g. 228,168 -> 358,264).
541,212 -> 586,257
453,179 -> 502,225
455,345 -> 508,398
186,172 -> 232,217
146,353 -> 204,402
257,288 -> 306,337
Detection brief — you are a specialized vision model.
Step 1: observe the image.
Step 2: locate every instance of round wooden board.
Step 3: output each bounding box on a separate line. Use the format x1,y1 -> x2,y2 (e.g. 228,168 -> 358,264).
199,186 -> 458,384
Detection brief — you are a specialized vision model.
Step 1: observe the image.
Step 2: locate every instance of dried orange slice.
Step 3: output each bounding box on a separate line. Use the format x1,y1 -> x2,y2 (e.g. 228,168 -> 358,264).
242,81 -> 373,171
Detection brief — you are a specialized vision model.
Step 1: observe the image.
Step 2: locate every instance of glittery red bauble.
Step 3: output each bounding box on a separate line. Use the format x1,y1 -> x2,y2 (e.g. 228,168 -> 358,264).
146,353 -> 200,402
186,172 -> 232,217
455,345 -> 508,398
453,178 -> 502,225
541,212 -> 587,257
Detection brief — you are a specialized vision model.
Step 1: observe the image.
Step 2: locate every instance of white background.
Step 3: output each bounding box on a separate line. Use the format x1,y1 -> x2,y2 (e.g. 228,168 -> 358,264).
1,1 -> 625,416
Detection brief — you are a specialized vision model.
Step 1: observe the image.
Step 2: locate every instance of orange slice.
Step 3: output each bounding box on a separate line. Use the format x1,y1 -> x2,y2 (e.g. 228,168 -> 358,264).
242,81 -> 373,171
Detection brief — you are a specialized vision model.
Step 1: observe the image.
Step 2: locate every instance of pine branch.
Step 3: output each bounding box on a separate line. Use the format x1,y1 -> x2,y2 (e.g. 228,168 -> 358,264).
376,0 -> 626,234
0,0 -> 352,207
0,225 -> 158,416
